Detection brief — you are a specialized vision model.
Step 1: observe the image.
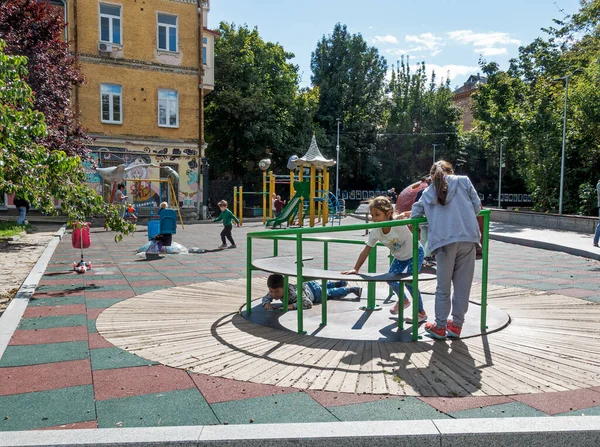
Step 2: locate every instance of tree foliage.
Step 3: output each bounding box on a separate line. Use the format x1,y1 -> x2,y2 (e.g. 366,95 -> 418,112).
473,0 -> 600,214
0,0 -> 90,158
380,58 -> 462,188
205,22 -> 314,185
310,23 -> 387,188
0,40 -> 133,238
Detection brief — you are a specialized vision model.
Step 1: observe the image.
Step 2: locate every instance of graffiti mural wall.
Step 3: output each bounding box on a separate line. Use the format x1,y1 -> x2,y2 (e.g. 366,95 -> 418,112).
85,145 -> 201,209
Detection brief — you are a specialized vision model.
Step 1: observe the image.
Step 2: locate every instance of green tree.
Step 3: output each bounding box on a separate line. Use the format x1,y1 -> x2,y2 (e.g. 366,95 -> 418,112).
473,0 -> 600,213
205,23 -> 313,185
310,23 -> 387,189
0,40 -> 133,238
381,58 -> 462,188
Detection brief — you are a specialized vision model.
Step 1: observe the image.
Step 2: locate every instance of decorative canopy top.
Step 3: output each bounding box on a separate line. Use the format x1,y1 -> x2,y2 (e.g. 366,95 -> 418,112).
293,134 -> 336,169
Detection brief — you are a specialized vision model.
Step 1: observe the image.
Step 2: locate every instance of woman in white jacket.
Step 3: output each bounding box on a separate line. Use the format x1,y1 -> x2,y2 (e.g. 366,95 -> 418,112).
410,161 -> 481,340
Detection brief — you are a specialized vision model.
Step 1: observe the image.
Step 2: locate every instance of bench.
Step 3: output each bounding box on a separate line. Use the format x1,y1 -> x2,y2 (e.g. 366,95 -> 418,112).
250,256 -> 436,333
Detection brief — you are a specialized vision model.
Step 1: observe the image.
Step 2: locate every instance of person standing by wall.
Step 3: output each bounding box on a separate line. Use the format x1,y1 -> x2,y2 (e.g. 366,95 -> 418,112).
14,197 -> 30,225
594,178 -> 600,248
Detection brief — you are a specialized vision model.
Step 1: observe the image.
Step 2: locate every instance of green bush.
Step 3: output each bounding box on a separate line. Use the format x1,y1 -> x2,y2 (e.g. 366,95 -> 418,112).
578,183 -> 596,216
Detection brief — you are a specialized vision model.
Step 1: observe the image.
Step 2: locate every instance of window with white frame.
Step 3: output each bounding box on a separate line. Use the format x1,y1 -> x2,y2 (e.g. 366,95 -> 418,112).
157,13 -> 177,52
101,84 -> 122,124
100,3 -> 121,44
158,89 -> 179,127
202,37 -> 207,64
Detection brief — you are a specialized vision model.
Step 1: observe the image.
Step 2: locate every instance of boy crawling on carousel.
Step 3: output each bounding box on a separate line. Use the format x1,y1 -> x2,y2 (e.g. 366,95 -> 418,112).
262,274 -> 362,310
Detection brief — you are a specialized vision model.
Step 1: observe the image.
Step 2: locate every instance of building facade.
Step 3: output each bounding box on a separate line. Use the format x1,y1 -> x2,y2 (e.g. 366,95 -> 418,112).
59,0 -> 216,216
452,74 -> 486,132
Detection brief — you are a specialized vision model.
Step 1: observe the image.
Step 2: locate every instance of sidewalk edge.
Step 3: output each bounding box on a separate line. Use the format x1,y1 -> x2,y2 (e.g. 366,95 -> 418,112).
1,416 -> 600,446
490,233 -> 600,261
0,225 -> 66,359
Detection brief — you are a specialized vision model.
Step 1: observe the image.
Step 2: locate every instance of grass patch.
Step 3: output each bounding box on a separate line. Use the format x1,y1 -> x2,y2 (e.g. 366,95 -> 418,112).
0,221 -> 30,238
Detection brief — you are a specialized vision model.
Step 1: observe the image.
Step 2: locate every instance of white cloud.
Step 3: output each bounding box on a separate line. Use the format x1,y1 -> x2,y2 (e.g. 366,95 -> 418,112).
373,34 -> 399,44
381,33 -> 445,57
477,47 -> 508,56
405,32 -> 444,54
448,30 -> 520,47
414,63 -> 480,81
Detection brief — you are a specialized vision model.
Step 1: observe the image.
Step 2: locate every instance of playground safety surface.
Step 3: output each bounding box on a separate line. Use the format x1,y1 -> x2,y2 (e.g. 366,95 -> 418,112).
1,218 -> 600,431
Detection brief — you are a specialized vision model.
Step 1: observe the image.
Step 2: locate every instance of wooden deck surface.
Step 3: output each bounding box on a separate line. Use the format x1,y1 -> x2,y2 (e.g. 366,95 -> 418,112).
96,278 -> 600,397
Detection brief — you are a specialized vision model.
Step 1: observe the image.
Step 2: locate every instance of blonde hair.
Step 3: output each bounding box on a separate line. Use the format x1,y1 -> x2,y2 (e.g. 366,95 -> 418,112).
160,202 -> 168,209
430,160 -> 454,206
218,200 -> 228,207
369,196 -> 394,219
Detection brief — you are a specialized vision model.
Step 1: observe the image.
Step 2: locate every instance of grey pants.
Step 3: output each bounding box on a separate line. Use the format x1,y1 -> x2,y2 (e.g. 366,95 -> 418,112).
433,242 -> 476,328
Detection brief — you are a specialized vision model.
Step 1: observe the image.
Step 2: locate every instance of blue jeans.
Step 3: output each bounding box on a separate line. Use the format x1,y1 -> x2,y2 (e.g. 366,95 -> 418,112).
17,206 -> 27,224
306,281 -> 351,303
388,246 -> 425,312
594,208 -> 600,246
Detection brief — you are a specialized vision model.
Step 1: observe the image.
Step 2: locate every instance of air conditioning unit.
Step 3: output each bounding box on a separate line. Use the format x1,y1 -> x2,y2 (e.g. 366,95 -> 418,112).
98,42 -> 113,53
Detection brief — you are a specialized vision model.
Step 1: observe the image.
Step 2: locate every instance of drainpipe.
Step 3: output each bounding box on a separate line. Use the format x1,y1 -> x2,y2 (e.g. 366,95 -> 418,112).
197,1 -> 206,219
73,0 -> 79,117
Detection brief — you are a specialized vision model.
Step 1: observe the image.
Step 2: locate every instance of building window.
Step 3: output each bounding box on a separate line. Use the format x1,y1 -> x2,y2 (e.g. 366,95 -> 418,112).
158,89 -> 178,128
157,14 -> 177,52
101,84 -> 122,124
100,3 -> 121,44
202,37 -> 207,64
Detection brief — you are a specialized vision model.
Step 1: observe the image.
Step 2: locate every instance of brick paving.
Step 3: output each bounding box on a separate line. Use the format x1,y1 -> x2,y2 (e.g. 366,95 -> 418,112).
0,217 -> 599,430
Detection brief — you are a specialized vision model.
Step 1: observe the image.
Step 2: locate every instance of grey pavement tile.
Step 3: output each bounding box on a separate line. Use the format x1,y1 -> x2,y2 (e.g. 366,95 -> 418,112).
210,392 -> 339,425
85,298 -> 126,309
17,315 -> 87,330
0,385 -> 95,431
96,389 -> 217,428
27,295 -> 86,307
555,405 -> 600,416
449,402 -> 548,419
0,341 -> 89,367
90,347 -> 157,370
328,396 -> 449,421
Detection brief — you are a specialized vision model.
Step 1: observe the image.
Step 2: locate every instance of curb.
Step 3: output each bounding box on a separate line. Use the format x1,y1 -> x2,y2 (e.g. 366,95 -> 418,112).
490,233 -> 600,261
0,225 -> 66,360
1,416 -> 600,446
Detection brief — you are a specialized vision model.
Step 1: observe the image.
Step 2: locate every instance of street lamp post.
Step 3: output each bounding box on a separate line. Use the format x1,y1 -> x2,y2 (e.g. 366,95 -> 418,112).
432,143 -> 441,164
498,142 -> 503,209
336,118 -> 340,198
554,69 -> 580,214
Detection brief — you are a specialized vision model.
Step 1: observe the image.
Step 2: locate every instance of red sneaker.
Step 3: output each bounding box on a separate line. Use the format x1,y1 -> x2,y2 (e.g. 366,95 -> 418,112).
446,320 -> 462,338
424,322 -> 446,340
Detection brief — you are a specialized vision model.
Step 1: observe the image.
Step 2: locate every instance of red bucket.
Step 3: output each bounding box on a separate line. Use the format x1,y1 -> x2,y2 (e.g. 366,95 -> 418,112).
72,222 -> 91,249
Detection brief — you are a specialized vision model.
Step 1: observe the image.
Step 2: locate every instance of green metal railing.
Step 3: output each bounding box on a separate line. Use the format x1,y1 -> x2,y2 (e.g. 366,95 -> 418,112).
246,209 -> 491,341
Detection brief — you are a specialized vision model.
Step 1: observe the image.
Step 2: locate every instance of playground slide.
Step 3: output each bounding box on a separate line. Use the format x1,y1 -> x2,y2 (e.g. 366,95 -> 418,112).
266,194 -> 303,228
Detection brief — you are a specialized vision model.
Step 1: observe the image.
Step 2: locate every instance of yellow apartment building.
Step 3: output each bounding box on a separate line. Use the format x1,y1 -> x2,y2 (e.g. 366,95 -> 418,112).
54,0 -> 216,217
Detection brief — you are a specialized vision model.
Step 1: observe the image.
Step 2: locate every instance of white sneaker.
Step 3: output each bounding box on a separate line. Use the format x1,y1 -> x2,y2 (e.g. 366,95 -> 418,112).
218,244 -> 227,249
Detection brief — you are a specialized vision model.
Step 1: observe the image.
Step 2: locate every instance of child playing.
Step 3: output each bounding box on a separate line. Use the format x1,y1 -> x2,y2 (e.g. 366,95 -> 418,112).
262,274 -> 362,310
411,160 -> 481,340
341,196 -> 426,322
124,203 -> 138,222
212,199 -> 240,249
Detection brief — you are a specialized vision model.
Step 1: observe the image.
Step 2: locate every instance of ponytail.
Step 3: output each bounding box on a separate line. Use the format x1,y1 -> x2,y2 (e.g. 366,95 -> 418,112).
429,160 -> 454,206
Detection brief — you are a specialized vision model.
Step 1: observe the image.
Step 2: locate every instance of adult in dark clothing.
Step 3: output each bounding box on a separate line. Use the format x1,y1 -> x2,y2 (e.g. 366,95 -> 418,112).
14,198 -> 30,225
389,187 -> 397,204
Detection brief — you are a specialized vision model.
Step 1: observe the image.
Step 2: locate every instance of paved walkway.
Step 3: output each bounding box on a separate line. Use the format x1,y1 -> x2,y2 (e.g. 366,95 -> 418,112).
0,217 -> 599,434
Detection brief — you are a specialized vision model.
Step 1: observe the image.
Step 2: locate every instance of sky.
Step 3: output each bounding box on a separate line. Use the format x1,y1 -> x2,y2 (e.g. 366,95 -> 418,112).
208,0 -> 582,90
